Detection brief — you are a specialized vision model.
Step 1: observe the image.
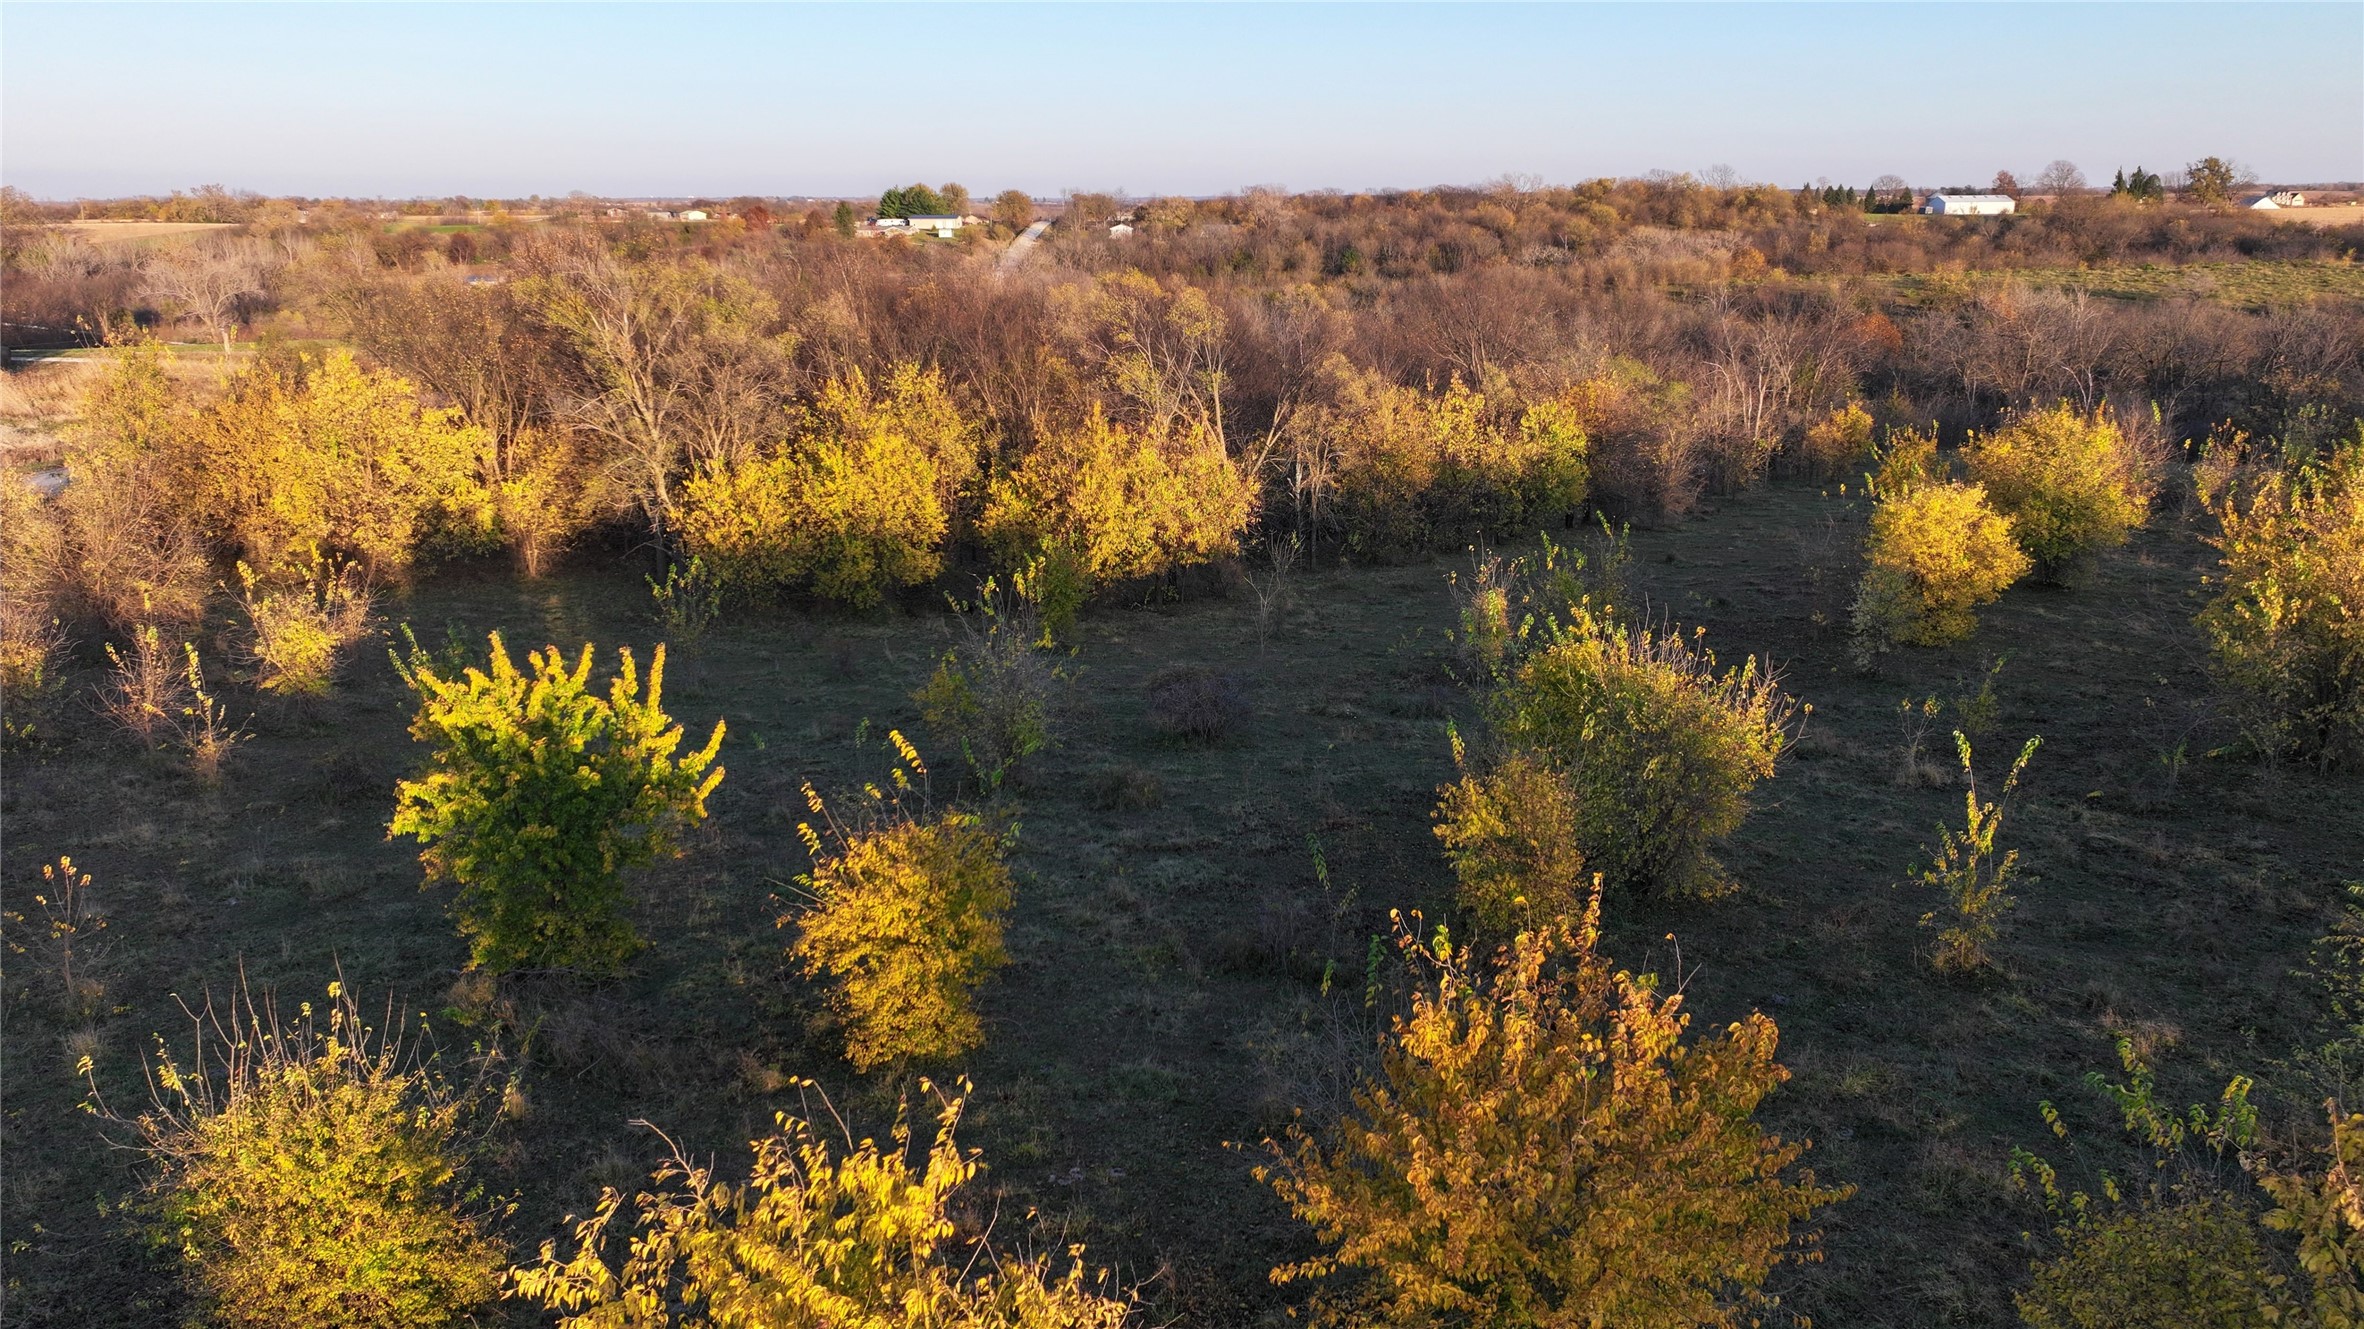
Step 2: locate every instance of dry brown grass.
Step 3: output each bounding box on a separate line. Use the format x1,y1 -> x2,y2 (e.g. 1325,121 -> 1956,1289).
53,221 -> 238,244
2257,203 -> 2364,228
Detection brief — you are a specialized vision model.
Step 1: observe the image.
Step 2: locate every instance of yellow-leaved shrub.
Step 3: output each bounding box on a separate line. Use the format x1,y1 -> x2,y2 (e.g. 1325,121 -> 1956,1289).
980,408 -> 1253,589
107,983 -> 503,1329
235,557 -> 375,695
2199,437 -> 2364,769
1488,607 -> 1801,899
186,351 -> 497,583
680,365 -> 979,608
510,1082 -> 1132,1328
1800,401 -> 1877,479
390,634 -> 726,975
787,737 -> 1014,1070
1259,897 -> 1846,1329
1965,403 -> 2153,583
1432,744 -> 1587,931
1854,480 -> 2030,651
0,471 -> 66,712
57,339 -> 211,630
1304,361 -> 1589,558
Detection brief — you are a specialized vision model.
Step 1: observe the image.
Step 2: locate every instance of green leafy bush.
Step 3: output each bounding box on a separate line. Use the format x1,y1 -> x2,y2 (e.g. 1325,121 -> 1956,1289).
647,555 -> 723,642
99,982 -> 504,1329
786,735 -> 1013,1071
1260,905 -> 1846,1328
391,632 -> 725,974
2018,1197 -> 2280,1329
914,582 -> 1061,792
2010,1043 -> 2277,1329
512,1080 -> 1132,1327
1909,734 -> 2040,974
1489,607 -> 1802,899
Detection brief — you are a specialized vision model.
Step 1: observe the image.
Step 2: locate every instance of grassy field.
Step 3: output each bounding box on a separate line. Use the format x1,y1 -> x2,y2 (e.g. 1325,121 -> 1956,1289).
1894,258 -> 2364,308
4,484 -> 2356,1326
49,222 -> 239,248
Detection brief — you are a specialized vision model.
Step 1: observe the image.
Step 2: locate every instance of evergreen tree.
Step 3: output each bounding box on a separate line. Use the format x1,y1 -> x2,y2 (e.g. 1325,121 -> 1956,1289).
877,183 -> 949,219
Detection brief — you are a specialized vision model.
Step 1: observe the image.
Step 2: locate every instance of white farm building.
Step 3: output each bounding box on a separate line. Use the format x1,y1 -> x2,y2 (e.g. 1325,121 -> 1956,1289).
2244,191 -> 2306,210
1923,194 -> 2017,217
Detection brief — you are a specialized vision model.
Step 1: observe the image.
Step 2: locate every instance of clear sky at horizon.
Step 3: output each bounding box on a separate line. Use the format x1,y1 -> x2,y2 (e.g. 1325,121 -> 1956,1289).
4,2 -> 2357,200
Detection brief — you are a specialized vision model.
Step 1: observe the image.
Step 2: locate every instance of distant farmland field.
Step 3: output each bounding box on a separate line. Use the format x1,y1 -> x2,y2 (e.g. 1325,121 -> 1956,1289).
1895,257 -> 2364,307
55,220 -> 238,245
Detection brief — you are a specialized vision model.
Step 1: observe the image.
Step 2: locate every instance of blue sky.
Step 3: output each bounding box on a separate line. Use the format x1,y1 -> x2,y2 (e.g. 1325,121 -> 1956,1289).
4,3 -> 2356,199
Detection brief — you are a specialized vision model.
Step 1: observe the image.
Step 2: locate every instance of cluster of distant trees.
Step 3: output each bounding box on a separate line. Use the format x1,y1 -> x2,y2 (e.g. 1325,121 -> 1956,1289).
876,181 -> 972,218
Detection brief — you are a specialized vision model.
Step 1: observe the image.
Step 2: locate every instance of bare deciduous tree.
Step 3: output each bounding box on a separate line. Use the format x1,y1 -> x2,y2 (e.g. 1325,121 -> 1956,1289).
2033,160 -> 2088,196
142,238 -> 271,354
515,232 -> 791,546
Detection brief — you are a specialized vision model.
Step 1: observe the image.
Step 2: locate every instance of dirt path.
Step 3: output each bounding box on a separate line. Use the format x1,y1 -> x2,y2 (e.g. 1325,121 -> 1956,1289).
997,219 -> 1050,275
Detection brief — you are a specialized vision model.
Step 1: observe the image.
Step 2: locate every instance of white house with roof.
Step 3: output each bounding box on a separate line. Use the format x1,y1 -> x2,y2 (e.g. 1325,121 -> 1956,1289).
2244,191 -> 2306,210
1923,194 -> 2017,216
906,214 -> 963,237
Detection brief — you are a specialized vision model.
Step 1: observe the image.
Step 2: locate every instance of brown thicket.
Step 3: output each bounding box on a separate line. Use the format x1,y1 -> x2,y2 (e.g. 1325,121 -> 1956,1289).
4,188 -> 2356,649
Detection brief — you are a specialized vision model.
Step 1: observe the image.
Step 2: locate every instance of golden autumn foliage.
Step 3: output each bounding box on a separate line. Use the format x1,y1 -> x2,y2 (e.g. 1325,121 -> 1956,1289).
1488,607 -> 1800,899
510,1082 -> 1132,1328
105,983 -> 504,1329
1432,743 -> 1587,932
1260,897 -> 1845,1328
1964,403 -> 2153,582
1304,360 -> 1589,558
0,472 -> 66,709
493,426 -> 608,579
980,408 -> 1252,588
184,350 -> 498,583
2199,438 -> 2364,768
786,736 -> 1014,1070
1799,401 -> 1877,479
680,365 -> 980,607
57,339 -> 211,630
235,557 -> 375,695
1854,480 -> 2030,650
1541,357 -> 1695,519
2262,1106 -> 2364,1326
